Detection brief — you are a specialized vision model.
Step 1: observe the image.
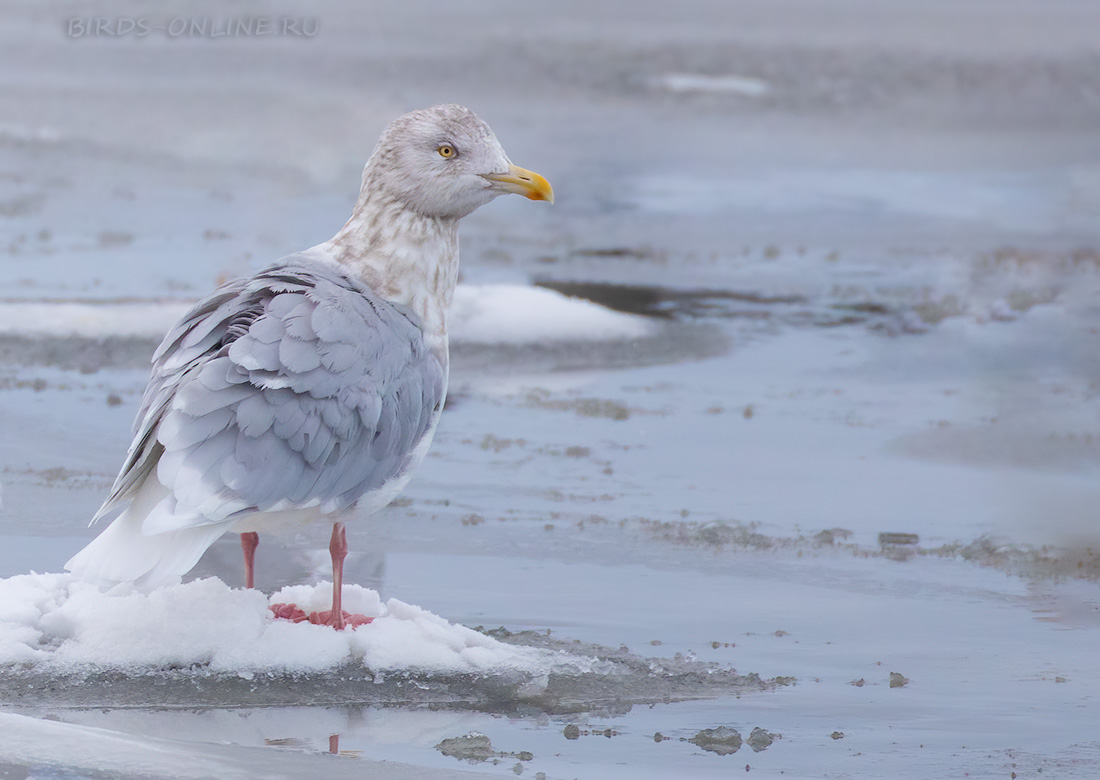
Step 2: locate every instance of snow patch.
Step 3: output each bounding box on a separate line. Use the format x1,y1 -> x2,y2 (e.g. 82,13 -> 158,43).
450,284 -> 650,343
0,573 -> 574,674
0,284 -> 650,344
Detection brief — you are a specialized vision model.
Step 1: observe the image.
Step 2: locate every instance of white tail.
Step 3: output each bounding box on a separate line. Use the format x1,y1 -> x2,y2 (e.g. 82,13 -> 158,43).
65,479 -> 230,590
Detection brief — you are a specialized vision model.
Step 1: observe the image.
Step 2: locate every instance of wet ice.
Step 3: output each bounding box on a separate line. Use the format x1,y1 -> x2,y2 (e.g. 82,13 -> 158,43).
4,1 -> 1100,778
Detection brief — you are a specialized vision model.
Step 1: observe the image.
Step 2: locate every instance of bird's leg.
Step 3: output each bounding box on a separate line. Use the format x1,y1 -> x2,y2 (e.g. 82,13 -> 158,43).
328,522 -> 347,630
240,532 -> 259,589
271,521 -> 373,628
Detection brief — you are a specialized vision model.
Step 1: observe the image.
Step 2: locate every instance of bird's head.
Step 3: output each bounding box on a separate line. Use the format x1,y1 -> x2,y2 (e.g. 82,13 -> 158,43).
365,104 -> 553,220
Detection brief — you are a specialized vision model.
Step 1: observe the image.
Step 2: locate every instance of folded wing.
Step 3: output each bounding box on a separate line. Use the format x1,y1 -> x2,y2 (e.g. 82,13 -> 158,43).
96,257 -> 446,537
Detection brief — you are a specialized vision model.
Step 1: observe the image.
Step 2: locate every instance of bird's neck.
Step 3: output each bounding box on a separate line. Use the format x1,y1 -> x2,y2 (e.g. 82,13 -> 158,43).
315,189 -> 460,352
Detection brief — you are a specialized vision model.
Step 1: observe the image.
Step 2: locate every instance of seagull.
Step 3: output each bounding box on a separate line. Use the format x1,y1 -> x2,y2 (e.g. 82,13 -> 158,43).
65,104 -> 553,628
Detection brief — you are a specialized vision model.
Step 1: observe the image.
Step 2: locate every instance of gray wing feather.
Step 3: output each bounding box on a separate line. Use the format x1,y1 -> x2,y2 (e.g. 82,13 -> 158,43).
96,257 -> 445,532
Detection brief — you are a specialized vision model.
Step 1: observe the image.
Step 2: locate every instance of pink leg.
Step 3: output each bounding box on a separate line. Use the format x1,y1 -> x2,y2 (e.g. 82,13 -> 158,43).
269,521 -> 373,629
328,522 -> 347,630
240,532 -> 259,589
329,734 -> 340,754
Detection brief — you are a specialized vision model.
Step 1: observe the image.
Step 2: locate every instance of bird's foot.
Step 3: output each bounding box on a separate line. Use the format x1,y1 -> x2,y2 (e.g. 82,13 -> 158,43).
313,609 -> 374,629
269,603 -> 373,629
269,603 -> 310,622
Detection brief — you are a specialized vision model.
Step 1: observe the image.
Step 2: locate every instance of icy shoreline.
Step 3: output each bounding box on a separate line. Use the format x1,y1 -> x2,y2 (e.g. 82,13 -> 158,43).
0,572 -> 776,710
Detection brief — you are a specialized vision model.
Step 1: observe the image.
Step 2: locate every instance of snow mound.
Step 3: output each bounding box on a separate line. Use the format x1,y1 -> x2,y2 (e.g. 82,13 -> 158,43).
0,573 -> 576,675
0,284 -> 650,345
450,284 -> 650,343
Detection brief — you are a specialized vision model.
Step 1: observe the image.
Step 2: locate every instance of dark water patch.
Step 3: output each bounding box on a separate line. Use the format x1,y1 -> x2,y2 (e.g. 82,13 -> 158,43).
535,279 -> 929,335
879,532 -> 920,546
833,302 -> 892,315
569,247 -> 656,260
535,280 -> 806,321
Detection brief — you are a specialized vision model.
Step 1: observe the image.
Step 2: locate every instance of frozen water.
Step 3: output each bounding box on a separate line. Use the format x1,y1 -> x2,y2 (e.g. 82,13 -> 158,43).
3,0 -> 1100,778
0,711 -> 499,780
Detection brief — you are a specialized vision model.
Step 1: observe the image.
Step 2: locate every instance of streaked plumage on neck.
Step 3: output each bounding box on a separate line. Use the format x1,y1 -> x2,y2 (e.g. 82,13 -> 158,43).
316,104 -> 518,352
323,195 -> 459,358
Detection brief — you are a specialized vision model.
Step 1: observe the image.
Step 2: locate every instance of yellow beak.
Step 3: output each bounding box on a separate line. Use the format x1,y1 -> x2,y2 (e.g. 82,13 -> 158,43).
484,164 -> 554,204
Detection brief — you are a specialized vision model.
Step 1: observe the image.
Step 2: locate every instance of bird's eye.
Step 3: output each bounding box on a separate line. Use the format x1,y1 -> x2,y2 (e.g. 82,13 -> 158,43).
437,144 -> 456,159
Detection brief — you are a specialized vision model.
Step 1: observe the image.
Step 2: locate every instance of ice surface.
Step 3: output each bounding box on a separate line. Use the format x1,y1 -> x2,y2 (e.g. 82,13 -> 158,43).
0,711 -> 499,780
3,0 -> 1100,777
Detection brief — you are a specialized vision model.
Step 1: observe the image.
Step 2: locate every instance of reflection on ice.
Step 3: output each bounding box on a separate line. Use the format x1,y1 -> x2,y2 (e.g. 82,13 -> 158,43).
0,711 -> 495,780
